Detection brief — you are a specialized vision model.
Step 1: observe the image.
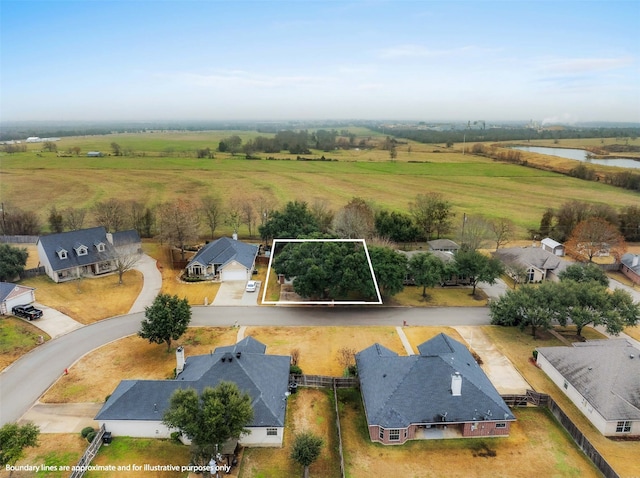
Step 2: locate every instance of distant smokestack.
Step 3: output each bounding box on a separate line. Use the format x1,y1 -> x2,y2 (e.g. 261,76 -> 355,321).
176,346 -> 185,374
451,372 -> 462,396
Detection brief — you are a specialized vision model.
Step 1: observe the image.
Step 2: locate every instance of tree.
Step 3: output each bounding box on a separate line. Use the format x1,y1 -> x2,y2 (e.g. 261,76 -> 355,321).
458,215 -> 491,252
200,195 -> 224,239
368,246 -> 407,298
309,198 -> 334,234
565,217 -> 626,263
163,382 -> 253,467
48,206 -> 64,233
0,422 -> 40,473
111,142 -> 122,156
42,141 -> 57,152
408,253 -> 445,298
239,199 -> 257,238
291,432 -> 324,478
453,250 -> 504,295
539,208 -> 554,238
558,262 -> 609,287
113,251 -> 141,285
139,293 -> 191,351
0,244 -> 28,282
619,205 -> 640,241
63,207 -> 86,231
488,217 -> 514,250
409,193 -> 454,240
374,210 -> 420,243
336,347 -> 356,373
158,199 -> 200,261
332,197 -> 375,239
259,201 -> 320,241
0,205 -> 41,235
93,199 -> 126,233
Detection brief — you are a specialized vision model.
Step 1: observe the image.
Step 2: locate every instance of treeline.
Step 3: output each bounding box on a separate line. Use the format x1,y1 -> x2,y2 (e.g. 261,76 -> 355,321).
374,126 -> 640,145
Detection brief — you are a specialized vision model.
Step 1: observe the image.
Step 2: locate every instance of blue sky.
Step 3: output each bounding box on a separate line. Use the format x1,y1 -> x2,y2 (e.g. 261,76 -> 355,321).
1,0 -> 639,123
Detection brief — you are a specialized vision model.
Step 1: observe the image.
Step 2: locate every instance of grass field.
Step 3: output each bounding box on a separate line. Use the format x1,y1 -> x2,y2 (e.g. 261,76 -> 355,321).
0,317 -> 50,369
2,130 -> 639,239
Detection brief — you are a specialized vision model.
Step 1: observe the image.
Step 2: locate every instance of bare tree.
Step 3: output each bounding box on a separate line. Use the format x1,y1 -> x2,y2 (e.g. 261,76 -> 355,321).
409,193 -> 454,240
337,347 -> 356,373
332,197 -> 375,239
290,348 -> 300,366
200,195 -> 224,239
565,218 -> 627,263
256,194 -> 277,228
158,199 -> 200,261
239,199 -> 257,238
309,198 -> 334,233
113,251 -> 141,285
488,217 -> 515,251
63,207 -> 86,231
458,214 -> 492,251
93,199 -> 126,233
226,202 -> 243,237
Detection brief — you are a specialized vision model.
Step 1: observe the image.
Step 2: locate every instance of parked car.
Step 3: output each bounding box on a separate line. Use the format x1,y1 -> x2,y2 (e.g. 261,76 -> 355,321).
245,280 -> 258,292
12,304 -> 43,321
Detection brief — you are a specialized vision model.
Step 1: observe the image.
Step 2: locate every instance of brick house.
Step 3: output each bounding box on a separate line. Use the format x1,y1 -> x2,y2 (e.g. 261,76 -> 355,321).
356,333 -> 515,444
620,253 -> 640,285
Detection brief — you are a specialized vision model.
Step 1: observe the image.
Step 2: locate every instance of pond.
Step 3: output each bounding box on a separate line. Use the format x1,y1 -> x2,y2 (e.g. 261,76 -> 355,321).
511,146 -> 640,170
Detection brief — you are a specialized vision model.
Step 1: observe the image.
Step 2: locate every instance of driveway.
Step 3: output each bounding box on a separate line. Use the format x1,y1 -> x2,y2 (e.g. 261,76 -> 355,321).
19,402 -> 101,433
31,303 -> 83,338
212,281 -> 261,306
128,254 -> 163,314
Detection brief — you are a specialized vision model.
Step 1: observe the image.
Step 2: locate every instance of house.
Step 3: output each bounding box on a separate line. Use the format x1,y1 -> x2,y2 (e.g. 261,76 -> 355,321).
37,227 -> 142,283
620,253 -> 640,285
536,339 -> 640,436
95,337 -> 290,446
493,246 -> 566,283
540,237 -> 565,256
356,333 -> 515,444
0,282 -> 36,315
427,239 -> 460,253
86,151 -> 104,157
185,237 -> 258,281
397,249 -> 470,286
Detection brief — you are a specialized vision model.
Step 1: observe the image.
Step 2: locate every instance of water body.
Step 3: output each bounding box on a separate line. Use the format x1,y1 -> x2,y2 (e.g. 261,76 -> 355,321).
512,146 -> 640,170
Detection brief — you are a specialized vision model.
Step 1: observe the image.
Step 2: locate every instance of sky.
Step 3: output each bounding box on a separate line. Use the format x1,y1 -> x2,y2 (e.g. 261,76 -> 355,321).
1,0 -> 639,123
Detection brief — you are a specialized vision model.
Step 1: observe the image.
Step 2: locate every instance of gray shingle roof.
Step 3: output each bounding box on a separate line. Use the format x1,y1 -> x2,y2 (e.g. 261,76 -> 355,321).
38,227 -> 114,272
427,239 -> 460,251
0,282 -> 17,302
537,339 -> 640,421
356,333 -> 514,428
494,246 -> 563,271
95,337 -> 290,427
186,237 -> 258,270
621,253 -> 640,275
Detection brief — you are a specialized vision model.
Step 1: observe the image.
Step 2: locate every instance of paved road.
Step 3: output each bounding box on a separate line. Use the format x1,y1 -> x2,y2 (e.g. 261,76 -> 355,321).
0,305 -> 490,425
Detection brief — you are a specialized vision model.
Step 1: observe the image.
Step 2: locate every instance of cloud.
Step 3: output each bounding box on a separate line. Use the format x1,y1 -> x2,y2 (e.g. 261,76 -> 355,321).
377,44 -> 498,59
537,56 -> 634,75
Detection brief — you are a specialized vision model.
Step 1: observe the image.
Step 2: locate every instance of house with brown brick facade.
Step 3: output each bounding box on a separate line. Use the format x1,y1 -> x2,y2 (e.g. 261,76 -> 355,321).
355,333 -> 515,444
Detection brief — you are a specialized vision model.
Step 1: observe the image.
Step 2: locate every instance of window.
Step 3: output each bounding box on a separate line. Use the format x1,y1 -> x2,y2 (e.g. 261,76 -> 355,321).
389,429 -> 400,441
57,250 -> 68,259
616,421 -> 631,433
266,428 -> 278,436
563,380 -> 568,390
379,427 -> 384,440
96,243 -> 105,252
495,422 -> 507,429
527,268 -> 535,282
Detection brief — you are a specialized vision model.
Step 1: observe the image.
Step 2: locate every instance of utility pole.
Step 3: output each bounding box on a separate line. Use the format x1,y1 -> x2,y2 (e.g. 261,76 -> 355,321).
0,202 -> 6,234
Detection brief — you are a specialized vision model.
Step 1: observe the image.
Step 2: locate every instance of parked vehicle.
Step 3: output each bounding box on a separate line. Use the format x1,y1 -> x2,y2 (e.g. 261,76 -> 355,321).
12,304 -> 43,320
245,281 -> 258,292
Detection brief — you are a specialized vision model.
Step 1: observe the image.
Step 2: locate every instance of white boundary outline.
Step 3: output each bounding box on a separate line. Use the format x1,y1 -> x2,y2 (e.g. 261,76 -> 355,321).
261,238 -> 383,305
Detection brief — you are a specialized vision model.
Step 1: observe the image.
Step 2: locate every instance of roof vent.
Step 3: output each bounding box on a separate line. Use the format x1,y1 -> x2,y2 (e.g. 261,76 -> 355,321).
236,352 -> 241,359
631,354 -> 635,359
221,357 -> 226,362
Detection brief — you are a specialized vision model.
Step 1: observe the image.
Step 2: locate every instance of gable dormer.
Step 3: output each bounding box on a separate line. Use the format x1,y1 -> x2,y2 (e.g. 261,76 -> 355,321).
94,241 -> 106,252
56,247 -> 68,260
74,242 -> 88,256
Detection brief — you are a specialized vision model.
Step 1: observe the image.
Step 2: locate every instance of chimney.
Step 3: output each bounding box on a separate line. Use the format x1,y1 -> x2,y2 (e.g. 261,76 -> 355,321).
451,372 -> 462,396
176,346 -> 185,374
106,232 -> 114,245
633,255 -> 639,267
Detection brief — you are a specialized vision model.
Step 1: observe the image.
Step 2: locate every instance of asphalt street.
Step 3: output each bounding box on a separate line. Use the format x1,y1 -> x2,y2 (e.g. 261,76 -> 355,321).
0,305 -> 490,425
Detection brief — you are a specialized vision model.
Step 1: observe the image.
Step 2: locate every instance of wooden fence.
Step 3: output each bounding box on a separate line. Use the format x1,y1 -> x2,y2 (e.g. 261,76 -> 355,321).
19,266 -> 45,279
69,424 -> 106,478
333,384 -> 346,478
0,235 -> 39,244
290,374 -> 358,389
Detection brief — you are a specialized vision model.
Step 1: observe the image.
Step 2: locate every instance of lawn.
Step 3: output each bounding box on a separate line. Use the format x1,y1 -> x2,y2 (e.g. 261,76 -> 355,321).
9,433 -> 86,478
0,316 -> 50,370
337,387 -> 601,478
389,284 -> 489,307
19,271 -> 142,324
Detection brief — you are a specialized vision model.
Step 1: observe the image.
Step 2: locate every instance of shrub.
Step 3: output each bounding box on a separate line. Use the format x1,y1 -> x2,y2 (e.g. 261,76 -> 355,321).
81,427 -> 95,438
289,365 -> 303,375
86,431 -> 97,443
170,431 -> 182,443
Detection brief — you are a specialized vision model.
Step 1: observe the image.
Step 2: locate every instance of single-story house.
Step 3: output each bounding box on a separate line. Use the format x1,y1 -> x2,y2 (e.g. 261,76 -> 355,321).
0,282 -> 36,315
541,237 -> 565,256
185,237 -> 258,281
427,239 -> 460,253
95,337 -> 290,447
37,227 -> 142,283
620,253 -> 640,285
397,249 -> 470,286
493,246 -> 566,283
536,339 -> 640,436
356,333 -> 515,444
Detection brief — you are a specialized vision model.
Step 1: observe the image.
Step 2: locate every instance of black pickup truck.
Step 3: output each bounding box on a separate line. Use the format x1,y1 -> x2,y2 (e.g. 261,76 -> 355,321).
12,304 -> 43,320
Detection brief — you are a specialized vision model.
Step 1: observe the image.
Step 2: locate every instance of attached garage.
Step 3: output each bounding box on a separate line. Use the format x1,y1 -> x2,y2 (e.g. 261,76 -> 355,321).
220,260 -> 252,281
185,237 -> 258,282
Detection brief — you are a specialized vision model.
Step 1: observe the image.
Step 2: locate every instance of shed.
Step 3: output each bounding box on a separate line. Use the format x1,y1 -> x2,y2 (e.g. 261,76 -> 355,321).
541,238 -> 564,256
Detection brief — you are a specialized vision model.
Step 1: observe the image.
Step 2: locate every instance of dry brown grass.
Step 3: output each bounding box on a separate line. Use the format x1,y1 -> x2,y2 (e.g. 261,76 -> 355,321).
41,327 -> 238,403
8,243 -> 40,269
625,325 -> 640,342
9,433 -> 86,478
19,272 -> 142,324
338,390 -> 601,478
389,286 -> 488,306
483,325 -> 640,477
240,388 -> 340,478
245,326 -> 406,376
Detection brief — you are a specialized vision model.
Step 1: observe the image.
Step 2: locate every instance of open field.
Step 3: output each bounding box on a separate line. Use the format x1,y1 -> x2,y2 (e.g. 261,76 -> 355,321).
2,131 -> 639,238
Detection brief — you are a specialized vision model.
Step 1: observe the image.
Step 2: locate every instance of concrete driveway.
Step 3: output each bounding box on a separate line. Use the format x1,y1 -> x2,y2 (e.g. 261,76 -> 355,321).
31,303 -> 83,338
212,281 -> 261,306
19,402 -> 101,433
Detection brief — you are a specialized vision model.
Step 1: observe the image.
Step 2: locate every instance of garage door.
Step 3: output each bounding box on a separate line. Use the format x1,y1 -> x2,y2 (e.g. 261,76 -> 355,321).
221,269 -> 248,282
